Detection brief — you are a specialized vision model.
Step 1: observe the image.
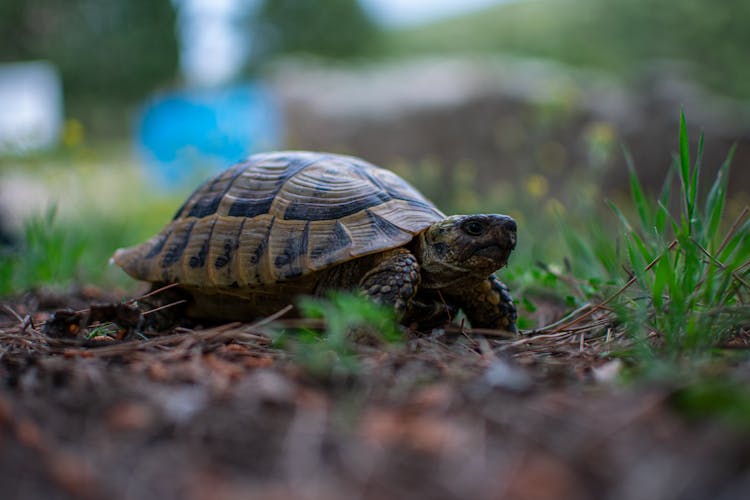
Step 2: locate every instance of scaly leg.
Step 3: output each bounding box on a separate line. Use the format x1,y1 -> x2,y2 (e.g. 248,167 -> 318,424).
450,275 -> 517,332
358,248 -> 421,317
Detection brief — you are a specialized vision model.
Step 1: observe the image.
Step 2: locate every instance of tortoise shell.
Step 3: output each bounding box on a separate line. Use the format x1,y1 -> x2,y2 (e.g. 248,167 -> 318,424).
114,151 -> 446,288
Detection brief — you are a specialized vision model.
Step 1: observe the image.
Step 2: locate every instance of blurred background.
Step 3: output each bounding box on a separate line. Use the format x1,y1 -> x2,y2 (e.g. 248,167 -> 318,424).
0,0 -> 749,293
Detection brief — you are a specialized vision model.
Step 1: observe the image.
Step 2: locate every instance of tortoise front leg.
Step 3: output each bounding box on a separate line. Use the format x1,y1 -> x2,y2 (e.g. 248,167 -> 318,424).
401,294 -> 457,330
358,248 -> 420,317
452,275 -> 517,332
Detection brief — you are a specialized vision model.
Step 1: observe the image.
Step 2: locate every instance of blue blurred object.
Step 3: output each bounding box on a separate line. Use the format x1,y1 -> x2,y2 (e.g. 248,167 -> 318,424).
136,82 -> 282,187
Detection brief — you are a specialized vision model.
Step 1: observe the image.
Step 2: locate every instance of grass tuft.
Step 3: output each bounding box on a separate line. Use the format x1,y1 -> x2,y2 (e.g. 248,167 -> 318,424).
0,206 -> 86,294
271,293 -> 404,379
603,112 -> 749,357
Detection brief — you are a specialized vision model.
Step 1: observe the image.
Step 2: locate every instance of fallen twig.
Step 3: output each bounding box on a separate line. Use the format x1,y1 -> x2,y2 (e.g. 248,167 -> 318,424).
141,299 -> 188,316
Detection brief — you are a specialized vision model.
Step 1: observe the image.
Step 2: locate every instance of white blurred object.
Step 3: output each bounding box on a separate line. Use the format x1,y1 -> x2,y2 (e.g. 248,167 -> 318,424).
363,0 -> 509,27
172,0 -> 510,88
174,0 -> 257,87
482,359 -> 533,393
0,61 -> 63,153
592,359 -> 623,384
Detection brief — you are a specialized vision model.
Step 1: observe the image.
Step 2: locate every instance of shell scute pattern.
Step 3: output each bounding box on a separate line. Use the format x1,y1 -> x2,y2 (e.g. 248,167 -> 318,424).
186,218 -> 215,269
270,219 -> 310,280
308,221 -> 352,265
235,214 -> 274,285
277,163 -> 392,221
160,220 -> 195,269
178,162 -> 246,219
113,151 -> 445,288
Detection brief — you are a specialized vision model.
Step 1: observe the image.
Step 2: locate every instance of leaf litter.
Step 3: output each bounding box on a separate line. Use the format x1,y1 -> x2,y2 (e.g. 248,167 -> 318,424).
1,286 -> 750,500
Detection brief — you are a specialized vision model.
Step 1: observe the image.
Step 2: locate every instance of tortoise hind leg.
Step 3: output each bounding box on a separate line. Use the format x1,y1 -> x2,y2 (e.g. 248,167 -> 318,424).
135,284 -> 192,331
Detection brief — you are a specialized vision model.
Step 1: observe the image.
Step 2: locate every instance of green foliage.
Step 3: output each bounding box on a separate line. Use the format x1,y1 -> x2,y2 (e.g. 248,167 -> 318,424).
0,206 -> 85,294
272,293 -> 403,379
255,0 -> 379,60
85,323 -> 117,340
0,0 -> 179,130
597,113 -> 749,356
298,293 -> 402,343
0,199 -> 177,296
387,0 -> 750,99
671,379 -> 750,428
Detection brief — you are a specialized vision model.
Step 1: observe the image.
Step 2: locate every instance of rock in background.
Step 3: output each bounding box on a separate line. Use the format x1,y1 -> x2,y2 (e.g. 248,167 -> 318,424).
270,56 -> 750,209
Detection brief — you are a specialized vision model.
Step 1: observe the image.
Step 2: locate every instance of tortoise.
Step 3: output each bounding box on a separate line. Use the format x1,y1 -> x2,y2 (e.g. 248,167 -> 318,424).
113,151 -> 517,331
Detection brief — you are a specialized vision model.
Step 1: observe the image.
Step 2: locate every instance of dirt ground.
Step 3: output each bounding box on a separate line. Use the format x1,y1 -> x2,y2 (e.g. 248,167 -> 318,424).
2,289 -> 750,500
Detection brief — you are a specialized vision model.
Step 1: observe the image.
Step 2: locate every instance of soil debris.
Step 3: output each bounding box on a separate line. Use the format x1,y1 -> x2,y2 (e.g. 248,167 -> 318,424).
1,291 -> 750,500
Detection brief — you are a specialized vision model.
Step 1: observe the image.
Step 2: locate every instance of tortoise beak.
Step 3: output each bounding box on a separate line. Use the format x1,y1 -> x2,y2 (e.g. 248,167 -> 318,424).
475,244 -> 513,267
475,215 -> 516,266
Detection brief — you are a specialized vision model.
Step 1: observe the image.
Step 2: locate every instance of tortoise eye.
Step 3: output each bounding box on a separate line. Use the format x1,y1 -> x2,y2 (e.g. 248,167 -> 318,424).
463,221 -> 485,236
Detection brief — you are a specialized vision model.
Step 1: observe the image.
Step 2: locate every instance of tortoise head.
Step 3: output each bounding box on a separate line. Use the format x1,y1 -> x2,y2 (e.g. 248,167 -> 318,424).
417,214 -> 517,289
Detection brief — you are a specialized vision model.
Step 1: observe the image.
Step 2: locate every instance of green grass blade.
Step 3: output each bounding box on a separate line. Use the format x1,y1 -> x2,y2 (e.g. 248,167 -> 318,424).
631,228 -> 653,265
592,231 -> 622,278
562,224 -> 598,274
652,247 -> 673,310
700,255 -> 718,305
654,168 -> 673,235
627,154 -> 652,233
678,235 -> 702,302
718,217 -> 750,262
705,145 -> 735,248
678,112 -> 694,233
626,235 -> 650,290
608,199 -> 633,233
689,133 -> 704,233
678,112 -> 691,196
609,200 -> 655,264
692,133 -> 704,197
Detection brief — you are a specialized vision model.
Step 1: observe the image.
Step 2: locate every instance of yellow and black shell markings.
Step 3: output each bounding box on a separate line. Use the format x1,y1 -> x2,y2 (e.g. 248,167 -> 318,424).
113,151 -> 446,288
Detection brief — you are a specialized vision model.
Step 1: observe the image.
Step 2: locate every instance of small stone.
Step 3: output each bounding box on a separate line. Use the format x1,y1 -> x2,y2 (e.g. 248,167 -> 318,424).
592,359 -> 623,384
106,402 -> 154,430
483,360 -> 532,392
